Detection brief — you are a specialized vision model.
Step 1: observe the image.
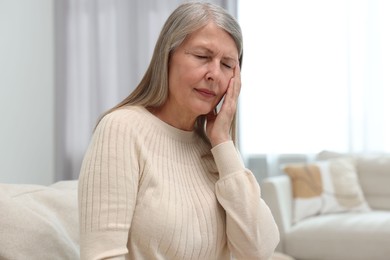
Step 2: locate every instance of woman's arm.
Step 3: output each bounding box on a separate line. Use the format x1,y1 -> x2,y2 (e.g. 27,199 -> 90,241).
78,111 -> 139,260
212,141 -> 280,260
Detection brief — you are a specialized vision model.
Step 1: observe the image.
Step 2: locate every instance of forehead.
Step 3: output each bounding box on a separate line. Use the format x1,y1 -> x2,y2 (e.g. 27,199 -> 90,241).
181,22 -> 238,58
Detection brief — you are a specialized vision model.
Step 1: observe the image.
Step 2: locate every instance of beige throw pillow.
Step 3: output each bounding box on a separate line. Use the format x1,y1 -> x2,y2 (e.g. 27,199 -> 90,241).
282,158 -> 371,223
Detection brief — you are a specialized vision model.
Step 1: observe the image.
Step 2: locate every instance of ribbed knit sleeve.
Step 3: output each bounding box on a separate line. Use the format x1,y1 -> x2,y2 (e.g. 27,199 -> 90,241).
212,141 -> 280,260
78,110 -> 140,260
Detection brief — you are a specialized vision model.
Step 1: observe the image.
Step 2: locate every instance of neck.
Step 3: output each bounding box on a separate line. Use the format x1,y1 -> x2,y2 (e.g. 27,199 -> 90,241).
148,105 -> 196,131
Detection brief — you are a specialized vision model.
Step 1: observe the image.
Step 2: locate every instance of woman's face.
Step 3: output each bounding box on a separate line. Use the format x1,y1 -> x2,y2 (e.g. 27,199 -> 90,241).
167,22 -> 239,119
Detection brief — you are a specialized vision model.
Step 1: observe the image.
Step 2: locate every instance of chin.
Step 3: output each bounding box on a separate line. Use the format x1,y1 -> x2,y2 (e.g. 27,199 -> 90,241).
191,102 -> 215,116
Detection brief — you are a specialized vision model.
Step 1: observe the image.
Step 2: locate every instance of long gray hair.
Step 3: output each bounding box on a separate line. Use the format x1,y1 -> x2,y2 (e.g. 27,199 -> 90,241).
102,1 -> 243,145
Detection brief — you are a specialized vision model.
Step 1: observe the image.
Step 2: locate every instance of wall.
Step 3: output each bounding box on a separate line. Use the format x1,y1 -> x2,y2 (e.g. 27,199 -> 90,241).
0,0 -> 54,184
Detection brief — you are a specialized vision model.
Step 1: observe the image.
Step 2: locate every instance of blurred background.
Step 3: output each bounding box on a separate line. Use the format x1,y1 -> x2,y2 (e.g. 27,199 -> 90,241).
1,0 -> 389,184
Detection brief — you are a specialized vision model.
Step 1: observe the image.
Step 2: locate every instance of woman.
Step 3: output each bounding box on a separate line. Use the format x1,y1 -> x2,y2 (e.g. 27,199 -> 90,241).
78,2 -> 279,259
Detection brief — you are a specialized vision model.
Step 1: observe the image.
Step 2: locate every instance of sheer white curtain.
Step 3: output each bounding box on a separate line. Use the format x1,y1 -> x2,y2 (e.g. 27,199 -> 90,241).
54,0 -> 237,181
347,0 -> 390,152
238,0 -> 390,158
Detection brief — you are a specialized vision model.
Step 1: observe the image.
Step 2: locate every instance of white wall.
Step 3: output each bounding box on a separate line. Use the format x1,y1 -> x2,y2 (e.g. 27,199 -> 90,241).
0,0 -> 54,184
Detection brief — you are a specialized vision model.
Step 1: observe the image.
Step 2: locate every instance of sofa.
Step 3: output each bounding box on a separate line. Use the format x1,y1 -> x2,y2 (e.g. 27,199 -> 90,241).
0,180 -> 79,259
0,179 -> 292,260
261,151 -> 390,260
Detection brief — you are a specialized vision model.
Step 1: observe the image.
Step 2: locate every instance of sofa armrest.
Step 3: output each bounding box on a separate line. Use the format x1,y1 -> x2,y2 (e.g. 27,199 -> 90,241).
0,181 -> 79,259
261,175 -> 292,252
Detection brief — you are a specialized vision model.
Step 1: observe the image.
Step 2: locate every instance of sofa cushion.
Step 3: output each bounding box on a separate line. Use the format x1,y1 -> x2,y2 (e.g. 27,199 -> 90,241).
282,158 -> 370,223
0,181 -> 79,259
356,155 -> 390,210
285,211 -> 390,260
317,151 -> 390,210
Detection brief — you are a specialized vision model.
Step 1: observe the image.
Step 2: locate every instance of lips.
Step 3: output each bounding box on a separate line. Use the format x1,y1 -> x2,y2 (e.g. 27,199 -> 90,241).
195,88 -> 216,98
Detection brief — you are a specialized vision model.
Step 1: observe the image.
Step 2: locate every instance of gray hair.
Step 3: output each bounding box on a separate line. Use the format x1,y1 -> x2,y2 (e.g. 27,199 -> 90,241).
103,1 -> 243,145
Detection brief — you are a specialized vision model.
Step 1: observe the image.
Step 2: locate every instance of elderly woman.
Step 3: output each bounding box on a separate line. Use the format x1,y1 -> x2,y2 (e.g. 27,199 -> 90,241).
78,2 -> 279,259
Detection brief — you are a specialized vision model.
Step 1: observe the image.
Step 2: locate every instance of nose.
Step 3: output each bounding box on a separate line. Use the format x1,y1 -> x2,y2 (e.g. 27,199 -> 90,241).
206,60 -> 221,82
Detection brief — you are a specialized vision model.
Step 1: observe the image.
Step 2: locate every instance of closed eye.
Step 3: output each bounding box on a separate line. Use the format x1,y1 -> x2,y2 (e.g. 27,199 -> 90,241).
195,55 -> 209,59
222,63 -> 233,69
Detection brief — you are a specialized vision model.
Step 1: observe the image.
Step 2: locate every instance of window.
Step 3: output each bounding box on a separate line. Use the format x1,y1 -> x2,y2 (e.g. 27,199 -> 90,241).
238,0 -> 390,156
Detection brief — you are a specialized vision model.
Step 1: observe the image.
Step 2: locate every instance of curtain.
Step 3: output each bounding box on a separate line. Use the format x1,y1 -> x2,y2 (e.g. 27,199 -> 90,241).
238,0 -> 390,157
54,0 -> 237,181
238,0 -> 390,182
347,0 -> 390,152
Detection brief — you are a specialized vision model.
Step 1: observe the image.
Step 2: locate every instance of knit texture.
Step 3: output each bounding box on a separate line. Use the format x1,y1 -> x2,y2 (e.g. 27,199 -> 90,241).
78,106 -> 279,260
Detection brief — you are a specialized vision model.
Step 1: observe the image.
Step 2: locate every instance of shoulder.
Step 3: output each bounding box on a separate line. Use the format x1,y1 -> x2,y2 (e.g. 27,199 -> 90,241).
100,105 -> 146,125
95,106 -> 147,133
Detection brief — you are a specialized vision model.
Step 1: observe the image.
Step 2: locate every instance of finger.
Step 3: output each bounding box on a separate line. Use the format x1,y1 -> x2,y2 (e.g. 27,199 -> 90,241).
219,65 -> 241,113
233,65 -> 241,96
226,66 -> 241,103
234,63 -> 241,78
223,77 -> 235,104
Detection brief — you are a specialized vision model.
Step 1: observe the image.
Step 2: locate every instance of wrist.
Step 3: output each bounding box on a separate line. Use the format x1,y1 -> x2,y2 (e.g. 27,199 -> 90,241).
210,135 -> 231,147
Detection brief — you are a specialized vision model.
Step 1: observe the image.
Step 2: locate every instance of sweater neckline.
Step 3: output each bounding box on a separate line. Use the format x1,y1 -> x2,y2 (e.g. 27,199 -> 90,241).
135,106 -> 198,143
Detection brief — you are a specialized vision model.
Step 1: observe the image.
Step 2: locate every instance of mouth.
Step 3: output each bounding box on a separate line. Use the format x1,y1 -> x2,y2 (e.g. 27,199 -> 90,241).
194,88 -> 216,98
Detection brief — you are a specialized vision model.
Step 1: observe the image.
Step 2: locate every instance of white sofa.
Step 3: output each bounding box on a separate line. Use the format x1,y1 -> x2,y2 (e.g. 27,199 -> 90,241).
0,179 -> 291,260
261,151 -> 390,260
0,180 -> 79,259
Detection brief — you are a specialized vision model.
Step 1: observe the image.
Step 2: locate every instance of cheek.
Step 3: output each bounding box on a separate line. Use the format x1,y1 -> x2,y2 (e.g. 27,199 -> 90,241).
170,61 -> 199,84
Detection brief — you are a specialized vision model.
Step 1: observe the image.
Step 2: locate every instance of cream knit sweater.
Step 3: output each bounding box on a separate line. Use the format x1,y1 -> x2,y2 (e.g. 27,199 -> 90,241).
78,106 -> 279,260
